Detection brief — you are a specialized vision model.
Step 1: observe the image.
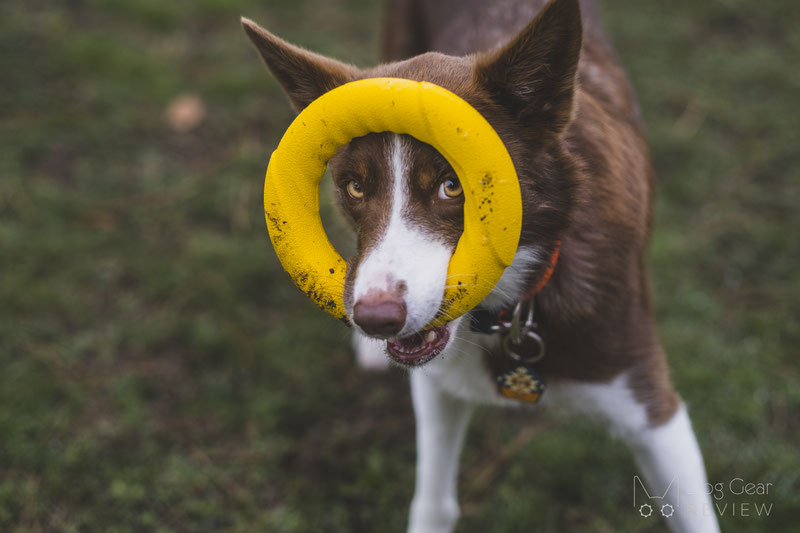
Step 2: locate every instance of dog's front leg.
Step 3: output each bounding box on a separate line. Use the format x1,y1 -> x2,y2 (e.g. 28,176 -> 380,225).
623,403 -> 721,533
560,373 -> 720,533
408,371 -> 474,533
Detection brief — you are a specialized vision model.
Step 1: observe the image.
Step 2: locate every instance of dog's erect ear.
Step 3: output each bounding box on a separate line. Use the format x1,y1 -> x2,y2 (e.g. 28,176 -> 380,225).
241,17 -> 359,111
474,0 -> 582,136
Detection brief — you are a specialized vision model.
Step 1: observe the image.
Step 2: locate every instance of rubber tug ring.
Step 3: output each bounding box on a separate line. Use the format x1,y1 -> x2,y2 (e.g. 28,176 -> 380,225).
264,77 -> 522,329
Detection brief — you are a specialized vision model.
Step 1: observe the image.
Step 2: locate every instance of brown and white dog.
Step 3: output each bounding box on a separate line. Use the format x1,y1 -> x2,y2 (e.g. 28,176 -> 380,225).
243,0 -> 720,531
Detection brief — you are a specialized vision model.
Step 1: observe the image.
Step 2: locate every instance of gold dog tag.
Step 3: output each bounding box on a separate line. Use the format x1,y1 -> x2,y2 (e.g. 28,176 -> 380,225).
497,365 -> 546,403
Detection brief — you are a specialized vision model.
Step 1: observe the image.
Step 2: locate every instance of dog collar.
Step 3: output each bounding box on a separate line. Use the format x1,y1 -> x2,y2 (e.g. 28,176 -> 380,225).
469,241 -> 561,335
469,241 -> 561,403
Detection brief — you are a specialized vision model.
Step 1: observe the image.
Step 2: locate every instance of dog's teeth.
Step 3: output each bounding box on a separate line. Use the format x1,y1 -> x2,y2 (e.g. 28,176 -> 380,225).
388,337 -> 397,342
425,330 -> 436,343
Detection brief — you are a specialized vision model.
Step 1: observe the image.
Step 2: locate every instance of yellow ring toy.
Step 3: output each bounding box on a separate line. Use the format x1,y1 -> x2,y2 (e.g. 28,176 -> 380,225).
265,77 -> 522,328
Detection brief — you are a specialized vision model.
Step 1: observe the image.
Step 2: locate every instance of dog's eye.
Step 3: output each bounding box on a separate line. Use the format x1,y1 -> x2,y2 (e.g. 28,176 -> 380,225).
346,179 -> 364,199
438,177 -> 463,199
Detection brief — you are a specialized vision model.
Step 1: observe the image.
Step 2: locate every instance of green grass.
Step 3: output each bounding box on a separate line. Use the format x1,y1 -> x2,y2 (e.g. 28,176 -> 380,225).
1,0 -> 798,531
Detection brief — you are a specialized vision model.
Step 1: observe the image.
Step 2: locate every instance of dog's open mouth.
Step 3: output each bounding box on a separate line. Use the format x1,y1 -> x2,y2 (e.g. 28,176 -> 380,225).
386,324 -> 450,366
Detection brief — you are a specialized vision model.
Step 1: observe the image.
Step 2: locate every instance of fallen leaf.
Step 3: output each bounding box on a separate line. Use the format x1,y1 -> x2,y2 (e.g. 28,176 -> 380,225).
166,93 -> 206,132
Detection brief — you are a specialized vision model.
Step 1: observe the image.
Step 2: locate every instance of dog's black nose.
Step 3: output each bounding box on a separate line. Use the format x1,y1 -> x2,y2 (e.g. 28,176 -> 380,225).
353,291 -> 407,336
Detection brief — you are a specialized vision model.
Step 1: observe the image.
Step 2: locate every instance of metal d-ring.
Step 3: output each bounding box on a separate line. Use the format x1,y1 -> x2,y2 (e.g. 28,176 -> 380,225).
507,299 -> 535,344
503,329 -> 546,364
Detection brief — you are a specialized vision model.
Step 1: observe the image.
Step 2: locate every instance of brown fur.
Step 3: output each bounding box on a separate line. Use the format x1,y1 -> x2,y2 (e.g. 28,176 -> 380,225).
242,0 -> 679,425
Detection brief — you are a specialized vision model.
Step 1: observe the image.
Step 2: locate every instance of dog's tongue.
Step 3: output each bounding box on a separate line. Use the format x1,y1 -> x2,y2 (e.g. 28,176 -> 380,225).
386,325 -> 449,366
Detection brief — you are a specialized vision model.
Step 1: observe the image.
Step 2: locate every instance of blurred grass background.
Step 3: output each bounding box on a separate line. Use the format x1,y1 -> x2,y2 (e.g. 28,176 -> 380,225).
0,0 -> 798,531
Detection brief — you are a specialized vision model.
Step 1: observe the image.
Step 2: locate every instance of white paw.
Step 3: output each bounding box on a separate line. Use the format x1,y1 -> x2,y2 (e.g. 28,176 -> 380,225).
352,331 -> 390,371
408,499 -> 459,533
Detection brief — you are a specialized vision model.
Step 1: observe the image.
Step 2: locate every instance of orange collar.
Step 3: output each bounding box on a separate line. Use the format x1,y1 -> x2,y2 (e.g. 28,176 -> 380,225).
468,241 -> 561,335
524,240 -> 561,299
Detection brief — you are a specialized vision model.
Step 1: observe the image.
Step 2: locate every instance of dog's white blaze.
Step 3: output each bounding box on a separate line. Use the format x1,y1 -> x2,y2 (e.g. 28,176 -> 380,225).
351,135 -> 451,337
